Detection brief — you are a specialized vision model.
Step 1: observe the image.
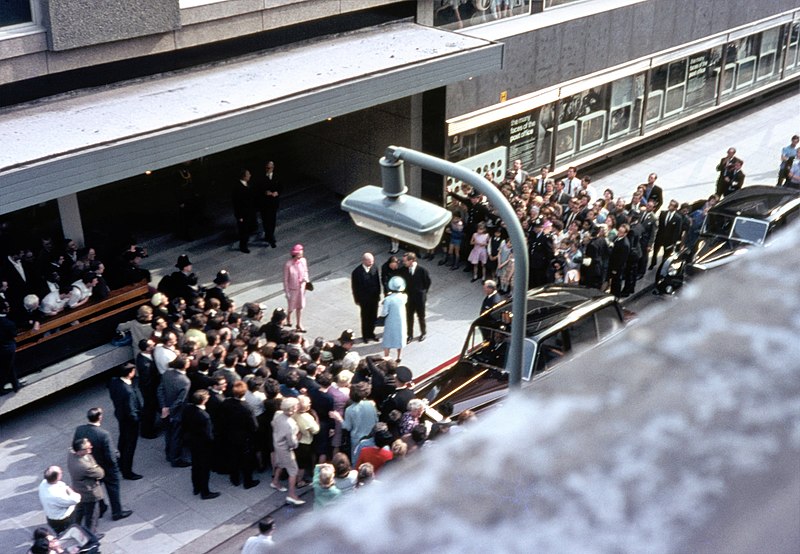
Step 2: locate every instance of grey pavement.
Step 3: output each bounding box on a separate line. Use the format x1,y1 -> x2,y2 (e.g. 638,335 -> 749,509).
0,85 -> 797,554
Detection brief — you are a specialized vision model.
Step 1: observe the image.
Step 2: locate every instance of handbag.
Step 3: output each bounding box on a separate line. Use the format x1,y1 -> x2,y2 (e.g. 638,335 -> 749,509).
375,316 -> 386,327
305,281 -> 314,291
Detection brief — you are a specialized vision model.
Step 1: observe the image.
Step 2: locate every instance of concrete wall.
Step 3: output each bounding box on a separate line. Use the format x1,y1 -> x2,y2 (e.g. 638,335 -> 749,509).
41,0 -> 181,51
285,98 -> 414,196
446,0 -> 800,118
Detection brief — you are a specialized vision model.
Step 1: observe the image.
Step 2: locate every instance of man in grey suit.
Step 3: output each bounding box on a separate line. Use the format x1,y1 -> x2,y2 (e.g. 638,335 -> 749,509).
157,355 -> 192,467
73,407 -> 133,521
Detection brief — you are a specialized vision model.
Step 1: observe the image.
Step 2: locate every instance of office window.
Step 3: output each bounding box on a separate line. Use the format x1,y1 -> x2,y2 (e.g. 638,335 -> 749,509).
0,0 -> 33,27
434,0 -> 531,30
784,22 -> 800,74
756,27 -> 780,81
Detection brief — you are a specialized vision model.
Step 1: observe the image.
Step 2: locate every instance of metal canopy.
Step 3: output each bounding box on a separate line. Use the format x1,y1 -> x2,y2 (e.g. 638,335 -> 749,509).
0,21 -> 502,215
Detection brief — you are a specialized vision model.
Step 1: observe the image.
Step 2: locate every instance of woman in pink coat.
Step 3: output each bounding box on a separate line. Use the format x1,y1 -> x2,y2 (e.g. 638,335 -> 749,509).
283,244 -> 309,332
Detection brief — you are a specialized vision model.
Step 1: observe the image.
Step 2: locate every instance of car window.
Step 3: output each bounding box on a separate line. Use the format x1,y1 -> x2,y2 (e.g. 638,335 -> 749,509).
596,305 -> 624,340
567,313 -> 599,352
467,326 -> 511,371
534,332 -> 568,374
731,217 -> 768,244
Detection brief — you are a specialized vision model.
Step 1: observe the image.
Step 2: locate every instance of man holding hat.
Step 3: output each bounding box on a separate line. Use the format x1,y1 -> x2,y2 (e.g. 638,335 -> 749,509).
205,270 -> 233,312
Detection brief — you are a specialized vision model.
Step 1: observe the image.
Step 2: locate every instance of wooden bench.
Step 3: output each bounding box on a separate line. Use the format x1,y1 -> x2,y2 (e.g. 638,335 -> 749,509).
14,280 -> 151,377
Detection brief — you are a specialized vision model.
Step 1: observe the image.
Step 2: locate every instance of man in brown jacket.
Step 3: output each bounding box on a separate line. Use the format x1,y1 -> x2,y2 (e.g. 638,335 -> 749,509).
67,437 -> 105,536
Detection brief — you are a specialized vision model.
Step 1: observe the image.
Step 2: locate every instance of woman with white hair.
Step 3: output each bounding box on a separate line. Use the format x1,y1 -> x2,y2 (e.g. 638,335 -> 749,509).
381,275 -> 407,362
271,397 -> 305,505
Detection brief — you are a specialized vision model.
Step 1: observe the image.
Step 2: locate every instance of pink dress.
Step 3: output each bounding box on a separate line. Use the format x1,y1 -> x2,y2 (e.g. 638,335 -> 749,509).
283,257 -> 308,310
468,231 -> 489,264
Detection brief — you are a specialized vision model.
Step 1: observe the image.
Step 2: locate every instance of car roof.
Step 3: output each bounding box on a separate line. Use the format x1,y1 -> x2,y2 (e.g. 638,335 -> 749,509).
475,284 -> 613,335
712,185 -> 800,221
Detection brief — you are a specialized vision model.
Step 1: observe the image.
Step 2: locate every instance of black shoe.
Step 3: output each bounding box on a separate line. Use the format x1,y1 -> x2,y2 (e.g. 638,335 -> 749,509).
95,533 -> 105,541
244,480 -> 260,489
450,264 -> 460,271
201,491 -> 221,500
471,276 -> 480,282
193,489 -> 200,495
172,461 -> 191,468
462,266 -> 472,272
230,478 -> 241,487
438,258 -> 448,266
419,334 -> 427,342
407,337 -> 413,344
112,510 -> 133,521
123,473 -> 143,480
240,247 -> 251,254
270,242 -> 276,249
99,502 -> 108,519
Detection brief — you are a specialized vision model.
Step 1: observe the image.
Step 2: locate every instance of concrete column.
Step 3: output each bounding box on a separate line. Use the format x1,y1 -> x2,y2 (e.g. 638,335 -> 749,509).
417,0 -> 434,26
408,93 -> 424,197
57,193 -> 84,247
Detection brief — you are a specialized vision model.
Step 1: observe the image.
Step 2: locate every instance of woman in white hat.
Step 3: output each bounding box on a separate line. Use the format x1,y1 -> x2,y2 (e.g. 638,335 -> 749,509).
381,276 -> 407,362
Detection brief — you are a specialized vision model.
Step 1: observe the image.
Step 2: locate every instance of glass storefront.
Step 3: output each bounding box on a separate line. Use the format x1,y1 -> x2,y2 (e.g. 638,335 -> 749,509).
434,0 -> 531,30
447,22 -> 798,178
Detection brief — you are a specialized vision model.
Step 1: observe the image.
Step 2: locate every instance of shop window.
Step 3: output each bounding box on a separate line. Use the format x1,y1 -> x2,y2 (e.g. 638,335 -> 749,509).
608,74 -> 644,141
785,23 -> 800,73
434,0 -> 531,30
556,86 -> 608,159
684,48 -> 722,110
0,0 -> 33,27
663,59 -> 687,116
756,27 -> 780,81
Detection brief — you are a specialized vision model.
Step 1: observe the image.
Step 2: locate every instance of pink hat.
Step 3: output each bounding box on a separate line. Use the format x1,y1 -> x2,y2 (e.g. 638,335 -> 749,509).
291,244 -> 304,255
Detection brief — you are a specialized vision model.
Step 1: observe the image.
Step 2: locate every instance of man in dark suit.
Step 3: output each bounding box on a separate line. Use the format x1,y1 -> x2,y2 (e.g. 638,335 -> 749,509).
641,173 -> 663,211
650,199 -> 684,270
221,381 -> 259,489
136,339 -> 159,439
401,252 -> 431,343
715,147 -> 742,197
0,301 -> 22,395
351,252 -> 381,343
528,218 -> 554,288
108,363 -> 144,481
581,226 -> 610,290
163,254 -> 199,302
719,160 -> 746,197
232,169 -> 257,254
608,224 -> 631,299
253,161 -> 283,248
73,408 -> 133,521
205,270 -> 233,312
157,355 -> 192,467
182,390 -> 220,499
480,280 -> 503,314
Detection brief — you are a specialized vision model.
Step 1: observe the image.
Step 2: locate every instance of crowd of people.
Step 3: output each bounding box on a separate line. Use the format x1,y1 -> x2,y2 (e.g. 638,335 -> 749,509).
33,250 -> 477,548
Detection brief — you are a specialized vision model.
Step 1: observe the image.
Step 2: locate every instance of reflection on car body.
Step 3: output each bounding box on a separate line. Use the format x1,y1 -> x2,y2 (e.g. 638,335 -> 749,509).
656,185 -> 800,295
414,284 -> 633,418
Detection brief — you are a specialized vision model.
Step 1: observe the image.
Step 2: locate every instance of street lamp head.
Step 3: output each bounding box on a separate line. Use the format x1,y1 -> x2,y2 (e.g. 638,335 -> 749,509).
341,185 -> 451,250
341,155 -> 451,250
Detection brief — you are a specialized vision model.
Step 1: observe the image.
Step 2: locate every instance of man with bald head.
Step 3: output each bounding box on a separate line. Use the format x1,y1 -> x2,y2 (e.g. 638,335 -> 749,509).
351,252 -> 381,343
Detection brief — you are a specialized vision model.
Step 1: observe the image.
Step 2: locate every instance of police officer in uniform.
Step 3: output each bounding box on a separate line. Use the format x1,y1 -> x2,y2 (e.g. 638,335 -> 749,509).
205,270 -> 233,313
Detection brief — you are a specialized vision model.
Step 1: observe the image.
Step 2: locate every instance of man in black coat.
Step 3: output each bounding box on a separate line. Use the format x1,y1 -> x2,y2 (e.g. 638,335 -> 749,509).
715,147 -> 742,197
205,270 -> 233,312
351,252 -> 381,343
649,200 -> 684,270
608,224 -> 631,299
622,214 -> 643,297
73,407 -> 133,521
581,226 -> 610,290
253,161 -> 282,248
401,252 -> 432,343
637,200 -> 658,278
232,169 -> 257,254
221,381 -> 259,489
0,301 -> 22,395
182,390 -> 220,499
108,363 -> 144,481
528,218 -> 554,288
157,355 -> 192,467
719,160 -> 746,197
480,280 -> 503,314
135,339 -> 159,439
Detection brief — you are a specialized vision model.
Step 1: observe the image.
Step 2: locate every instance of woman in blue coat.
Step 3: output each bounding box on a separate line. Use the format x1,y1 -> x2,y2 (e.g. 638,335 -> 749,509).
381,276 -> 407,362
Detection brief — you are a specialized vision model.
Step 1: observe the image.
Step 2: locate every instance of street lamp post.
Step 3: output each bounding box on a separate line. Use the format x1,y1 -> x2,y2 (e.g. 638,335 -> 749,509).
342,145 -> 529,388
